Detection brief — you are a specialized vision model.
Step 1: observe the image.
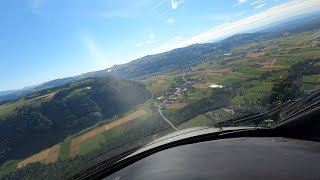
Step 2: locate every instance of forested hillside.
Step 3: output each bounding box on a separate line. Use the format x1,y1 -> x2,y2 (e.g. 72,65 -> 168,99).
0,77 -> 149,164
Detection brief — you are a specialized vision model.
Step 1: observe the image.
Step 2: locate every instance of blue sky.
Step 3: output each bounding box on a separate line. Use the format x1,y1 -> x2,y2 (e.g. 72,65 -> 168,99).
0,0 -> 319,91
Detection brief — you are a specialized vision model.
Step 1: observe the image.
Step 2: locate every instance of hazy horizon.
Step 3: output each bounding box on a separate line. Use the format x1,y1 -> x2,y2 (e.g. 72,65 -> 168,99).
1,0 -> 320,91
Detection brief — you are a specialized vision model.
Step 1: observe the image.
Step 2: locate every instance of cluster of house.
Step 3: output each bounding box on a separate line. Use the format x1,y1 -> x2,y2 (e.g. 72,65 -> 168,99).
179,67 -> 206,73
154,76 -> 202,109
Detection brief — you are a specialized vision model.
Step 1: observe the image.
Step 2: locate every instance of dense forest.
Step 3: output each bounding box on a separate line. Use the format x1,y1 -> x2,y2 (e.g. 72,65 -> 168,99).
266,58 -> 320,106
0,77 -> 149,164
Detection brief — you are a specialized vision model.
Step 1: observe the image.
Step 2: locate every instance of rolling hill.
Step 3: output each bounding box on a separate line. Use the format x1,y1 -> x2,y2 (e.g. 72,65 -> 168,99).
1,18 -> 320,178
0,77 -> 149,164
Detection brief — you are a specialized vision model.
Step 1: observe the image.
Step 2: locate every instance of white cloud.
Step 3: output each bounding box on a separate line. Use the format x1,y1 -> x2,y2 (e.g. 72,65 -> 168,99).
250,0 -> 264,5
171,35 -> 184,42
235,0 -> 248,6
255,3 -> 267,9
153,0 -> 168,9
151,0 -> 320,54
171,0 -> 178,9
171,0 -> 184,9
238,0 -> 247,3
167,18 -> 176,23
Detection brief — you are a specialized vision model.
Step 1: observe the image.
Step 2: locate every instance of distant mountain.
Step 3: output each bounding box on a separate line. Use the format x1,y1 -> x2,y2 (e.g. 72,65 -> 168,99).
0,33 -> 283,103
1,12 -> 319,103
0,90 -> 16,97
259,12 -> 320,33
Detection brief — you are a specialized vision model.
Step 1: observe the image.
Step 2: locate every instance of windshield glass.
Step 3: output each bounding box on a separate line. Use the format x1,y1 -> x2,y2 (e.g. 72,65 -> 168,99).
0,0 -> 320,179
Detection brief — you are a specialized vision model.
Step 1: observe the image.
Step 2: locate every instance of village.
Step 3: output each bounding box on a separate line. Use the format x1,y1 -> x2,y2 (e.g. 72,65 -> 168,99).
153,73 -> 203,110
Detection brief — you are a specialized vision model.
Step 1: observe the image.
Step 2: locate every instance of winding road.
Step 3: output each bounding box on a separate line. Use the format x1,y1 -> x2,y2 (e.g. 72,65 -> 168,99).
183,74 -> 192,84
158,106 -> 178,131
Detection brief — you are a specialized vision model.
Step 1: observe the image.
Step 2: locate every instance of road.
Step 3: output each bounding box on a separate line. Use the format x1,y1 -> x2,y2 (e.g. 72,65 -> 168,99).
158,106 -> 178,131
183,74 -> 192,84
222,108 -> 234,114
296,30 -> 320,45
271,58 -> 277,66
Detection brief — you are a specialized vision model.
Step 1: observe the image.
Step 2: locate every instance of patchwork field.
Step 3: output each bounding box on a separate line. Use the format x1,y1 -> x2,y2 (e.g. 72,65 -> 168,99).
45,145 -> 61,164
70,110 -> 146,158
17,143 -> 61,168
3,28 -> 320,178
15,110 -> 146,167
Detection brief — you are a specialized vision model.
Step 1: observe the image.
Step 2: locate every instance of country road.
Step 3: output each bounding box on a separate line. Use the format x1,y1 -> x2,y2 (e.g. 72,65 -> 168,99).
158,106 -> 178,131
271,58 -> 277,66
296,30 -> 320,45
222,108 -> 234,114
183,74 -> 192,84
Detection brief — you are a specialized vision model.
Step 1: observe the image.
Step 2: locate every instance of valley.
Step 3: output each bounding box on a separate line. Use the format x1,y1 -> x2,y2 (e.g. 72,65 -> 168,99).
0,27 -> 320,179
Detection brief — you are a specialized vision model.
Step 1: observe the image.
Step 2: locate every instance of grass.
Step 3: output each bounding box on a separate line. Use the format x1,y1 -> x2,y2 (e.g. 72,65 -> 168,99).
0,93 -> 55,118
145,75 -> 177,96
79,133 -> 106,156
302,75 -> 320,82
219,76 -> 246,86
178,115 -> 212,129
59,108 -> 147,159
302,84 -> 317,91
136,99 -> 153,114
232,96 -> 244,105
186,88 -> 211,104
0,160 -> 19,177
67,87 -> 90,97
71,123 -> 101,138
58,139 -> 71,161
0,98 -> 33,118
79,126 -> 123,156
238,67 -> 262,76
69,109 -> 139,139
247,81 -> 274,91
69,79 -> 94,88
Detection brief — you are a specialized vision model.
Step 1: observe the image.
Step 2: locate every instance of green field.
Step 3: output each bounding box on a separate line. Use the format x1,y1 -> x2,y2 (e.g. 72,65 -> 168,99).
0,160 -> 19,177
178,115 -> 212,129
79,126 -> 123,156
58,139 -> 72,161
0,94 -> 54,118
302,75 -> 320,82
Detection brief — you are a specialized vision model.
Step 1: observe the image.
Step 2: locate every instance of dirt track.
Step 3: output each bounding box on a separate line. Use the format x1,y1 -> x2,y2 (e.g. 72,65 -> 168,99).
45,144 -> 61,164
70,110 -> 146,158
17,144 -> 62,168
17,110 -> 146,167
17,150 -> 49,168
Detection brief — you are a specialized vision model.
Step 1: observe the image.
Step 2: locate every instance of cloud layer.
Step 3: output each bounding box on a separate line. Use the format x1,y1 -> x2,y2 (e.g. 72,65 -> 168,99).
152,0 -> 320,54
